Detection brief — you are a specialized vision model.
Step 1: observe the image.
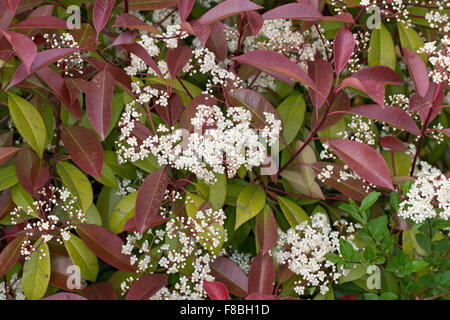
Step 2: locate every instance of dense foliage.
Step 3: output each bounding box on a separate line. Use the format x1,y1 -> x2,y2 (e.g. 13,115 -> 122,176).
0,0 -> 449,301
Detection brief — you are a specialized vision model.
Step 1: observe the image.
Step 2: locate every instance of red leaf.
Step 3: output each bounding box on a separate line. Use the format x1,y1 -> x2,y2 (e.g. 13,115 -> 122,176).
248,253 -> 275,295
155,93 -> 184,127
334,104 -> 421,135
121,43 -> 163,79
93,0 -> 116,35
0,30 -> 37,74
245,11 -> 263,36
341,293 -> 361,300
42,293 -> 87,300
61,126 -> 104,178
307,58 -> 333,110
0,0 -> 19,13
255,207 -> 277,255
76,224 -> 136,272
86,69 -> 115,140
111,30 -> 137,46
311,90 -> 350,130
228,88 -> 280,129
210,257 -> 248,298
262,3 -> 323,21
181,20 -> 211,46
333,26 -> 355,77
340,78 -> 385,107
49,246 -> 86,292
179,94 -> 217,132
403,48 -> 429,97
135,168 -> 169,235
246,292 -> 278,300
0,147 -> 20,165
35,67 -> 82,120
203,281 -> 230,300
351,66 -> 404,85
0,189 -> 14,221
0,234 -> 26,278
380,136 -> 408,152
11,16 -> 68,29
113,13 -> 160,33
82,282 -> 118,300
0,3 -> 15,29
86,58 -> 132,95
178,0 -> 195,21
233,49 -> 316,90
327,139 -> 394,190
409,93 -> 432,112
205,22 -> 228,62
126,274 -> 168,300
15,148 -> 49,196
198,0 -> 263,24
166,44 -> 192,78
27,4 -> 55,18
321,13 -> 354,23
7,48 -> 84,90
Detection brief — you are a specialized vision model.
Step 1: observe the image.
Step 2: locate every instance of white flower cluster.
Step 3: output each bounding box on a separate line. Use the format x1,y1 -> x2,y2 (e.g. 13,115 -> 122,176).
0,273 -> 25,300
225,246 -> 252,274
425,10 -> 450,31
121,193 -> 227,300
337,115 -> 376,145
272,213 -> 359,296
117,103 -> 281,184
398,162 -> 450,224
116,170 -> 144,197
37,33 -> 84,77
10,186 -> 86,260
419,36 -> 450,85
347,30 -> 370,73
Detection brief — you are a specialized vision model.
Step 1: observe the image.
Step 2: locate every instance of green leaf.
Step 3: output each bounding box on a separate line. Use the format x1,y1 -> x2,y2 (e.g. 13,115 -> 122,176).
390,191 -> 401,211
0,164 -> 18,192
10,184 -> 38,217
339,238 -> 355,260
408,260 -> 429,273
235,184 -> 266,230
7,93 -> 47,158
56,161 -> 93,212
277,196 -> 310,228
22,240 -> 50,300
339,263 -> 367,284
360,192 -> 380,211
368,22 -> 397,70
363,246 -> 376,262
208,173 -> 227,211
379,292 -> 398,300
96,186 -> 122,228
397,21 -> 427,64
368,215 -> 389,242
109,191 -> 137,234
64,234 -> 99,282
276,93 -> 305,145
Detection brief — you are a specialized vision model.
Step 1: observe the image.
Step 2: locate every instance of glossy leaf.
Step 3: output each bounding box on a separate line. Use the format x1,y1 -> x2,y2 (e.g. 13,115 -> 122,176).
198,0 -> 263,24
166,44 -> 192,78
262,3 -> 323,21
64,234 -> 99,282
333,26 -> 355,77
113,13 -> 160,33
109,191 -> 137,234
178,0 -> 195,21
22,240 -> 51,300
255,206 -> 277,254
11,16 -> 68,29
82,282 -> 118,300
368,22 -> 396,71
0,30 -> 37,74
248,253 -> 275,295
307,58 -> 333,110
93,0 -> 116,35
210,256 -> 248,298
126,274 -> 168,300
276,93 -> 305,145
0,234 -> 26,278
235,184 -> 266,230
203,280 -> 230,300
0,147 -> 20,166
277,196 -> 310,228
403,48 -> 429,97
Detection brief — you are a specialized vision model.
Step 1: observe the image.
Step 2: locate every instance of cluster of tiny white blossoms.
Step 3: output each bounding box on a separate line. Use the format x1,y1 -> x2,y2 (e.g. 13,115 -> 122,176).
116,170 -> 144,197
425,10 -> 450,31
386,94 -> 420,124
398,162 -> 450,224
337,115 -> 376,145
418,36 -> 450,85
121,193 -> 227,300
10,186 -> 86,260
317,163 -> 374,194
0,273 -> 25,300
36,33 -> 84,76
272,213 -> 360,296
347,30 -> 370,73
225,246 -> 252,274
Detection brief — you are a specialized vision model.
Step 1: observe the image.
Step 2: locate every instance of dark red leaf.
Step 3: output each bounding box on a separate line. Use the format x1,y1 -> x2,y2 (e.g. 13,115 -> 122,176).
27,4 -> 54,17
121,43 -> 163,79
93,0 -> 116,35
77,224 -> 136,272
11,16 -> 68,29
155,93 -> 184,127
327,139 -> 394,190
111,30 -> 137,46
49,246 -> 86,292
0,0 -> 19,13
135,168 -> 169,235
333,104 -> 421,135
0,2 -> 15,29
311,162 -> 375,201
178,0 -> 195,21
262,3 -> 323,21
255,207 -> 277,255
409,93 -> 432,112
205,22 -> 228,62
0,29 -> 37,74
403,48 -> 429,97
166,44 -> 192,78
0,189 -> 15,221
245,11 -> 263,36
248,253 -> 275,295
233,49 -> 316,90
181,20 -> 211,46
126,274 -> 168,300
210,257 -> 248,298
113,13 -> 161,33
86,69 -> 115,140
0,147 -> 20,165
42,293 -> 87,300
82,282 -> 118,300
198,0 -> 263,24
333,26 -> 355,77
203,280 -> 230,300
340,78 -> 385,107
15,148 -> 49,196
307,58 -> 333,110
351,66 -> 404,85
86,58 -> 132,95
0,234 -> 26,278
380,136 -> 408,152
311,90 -> 350,130
61,126 -> 104,178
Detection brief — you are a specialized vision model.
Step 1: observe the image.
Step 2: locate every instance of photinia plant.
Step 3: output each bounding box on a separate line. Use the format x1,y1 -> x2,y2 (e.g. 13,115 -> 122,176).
0,0 -> 449,301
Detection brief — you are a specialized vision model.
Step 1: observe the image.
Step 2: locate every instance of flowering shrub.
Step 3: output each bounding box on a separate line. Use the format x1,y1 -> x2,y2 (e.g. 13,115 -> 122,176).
0,0 -> 448,301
